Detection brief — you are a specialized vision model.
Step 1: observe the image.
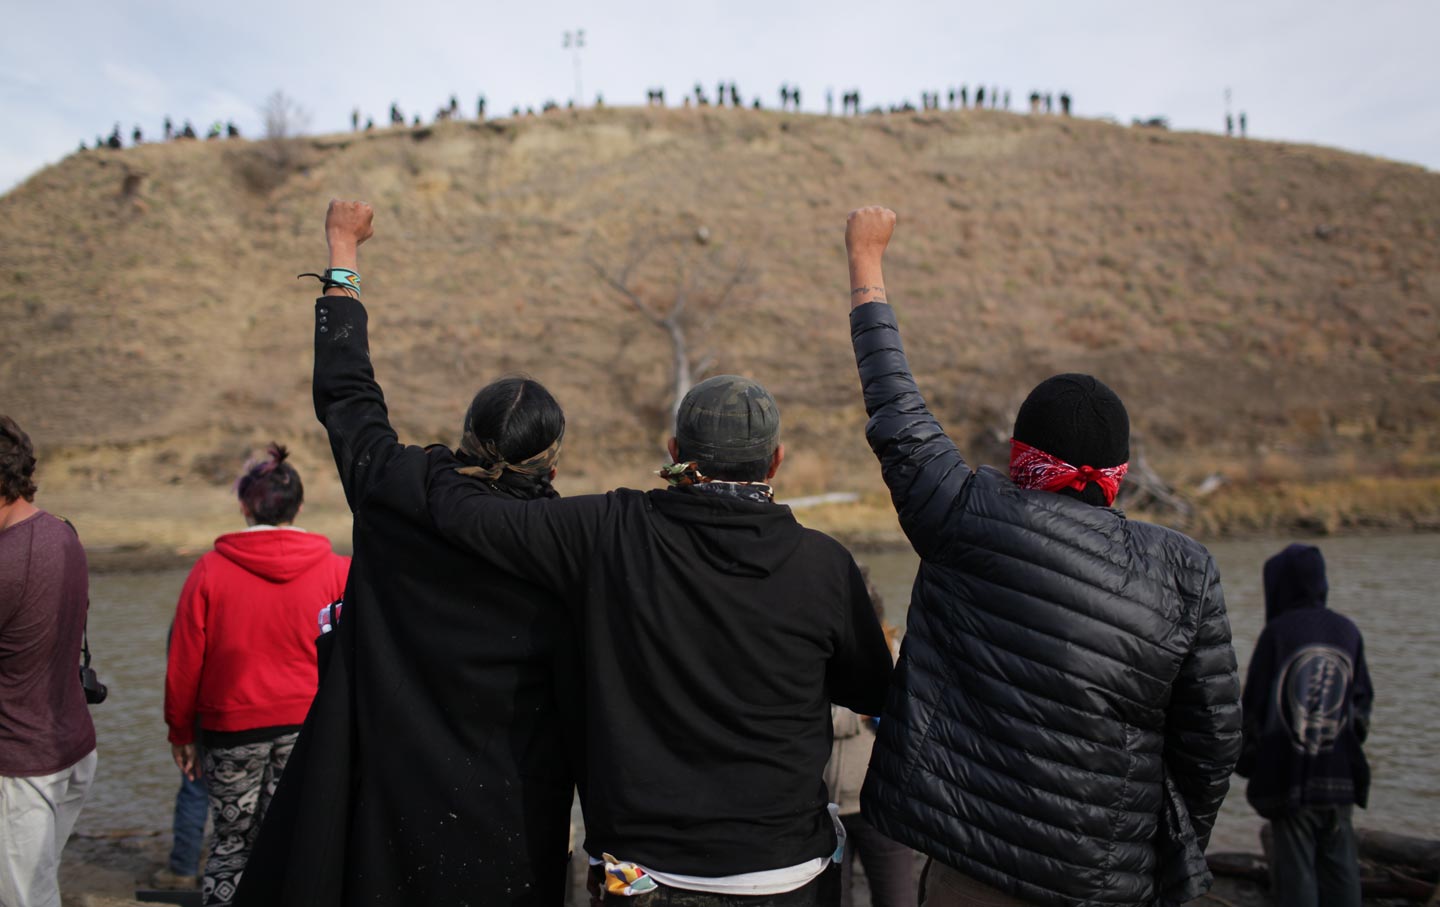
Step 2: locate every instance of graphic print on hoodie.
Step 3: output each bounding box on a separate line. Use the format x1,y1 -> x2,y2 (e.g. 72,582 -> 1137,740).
165,528 -> 350,744
1237,544 -> 1373,818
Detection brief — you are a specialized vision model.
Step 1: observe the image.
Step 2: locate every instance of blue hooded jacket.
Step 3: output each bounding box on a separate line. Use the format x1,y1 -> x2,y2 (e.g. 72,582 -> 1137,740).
1236,544 -> 1373,818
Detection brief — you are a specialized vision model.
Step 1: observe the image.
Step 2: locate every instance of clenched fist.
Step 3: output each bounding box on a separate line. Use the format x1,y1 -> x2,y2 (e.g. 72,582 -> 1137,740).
325,199 -> 374,248
845,206 -> 896,263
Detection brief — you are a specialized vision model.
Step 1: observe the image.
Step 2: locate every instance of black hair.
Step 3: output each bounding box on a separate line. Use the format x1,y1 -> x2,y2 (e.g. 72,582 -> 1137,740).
1013,373 -> 1129,507
236,443 -> 304,525
461,376 -> 565,500
0,416 -> 38,504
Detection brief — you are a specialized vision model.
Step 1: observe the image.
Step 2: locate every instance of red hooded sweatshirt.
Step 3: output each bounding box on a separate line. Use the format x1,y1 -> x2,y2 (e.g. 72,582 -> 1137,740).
165,528 -> 350,745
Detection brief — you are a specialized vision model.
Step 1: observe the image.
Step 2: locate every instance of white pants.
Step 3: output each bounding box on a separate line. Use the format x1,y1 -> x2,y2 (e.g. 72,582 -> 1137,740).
0,750 -> 98,907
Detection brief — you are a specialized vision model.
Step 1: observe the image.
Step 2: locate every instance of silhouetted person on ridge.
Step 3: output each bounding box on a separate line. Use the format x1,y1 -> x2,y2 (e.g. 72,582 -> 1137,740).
1239,112 -> 1247,137
1060,92 -> 1071,115
717,81 -> 726,107
351,109 -> 359,131
959,85 -> 967,108
1045,92 -> 1053,113
411,114 -> 420,127
975,85 -> 985,107
364,118 -> 374,131
227,121 -> 240,138
390,103 -> 403,126
107,125 -> 122,149
1226,113 -> 1234,136
780,84 -> 790,109
1029,90 -> 1040,113
132,126 -> 143,145
164,116 -> 174,140
1003,89 -> 1011,109
730,83 -> 740,107
78,140 -> 87,152
478,95 -> 487,119
793,86 -> 801,111
449,95 -> 459,116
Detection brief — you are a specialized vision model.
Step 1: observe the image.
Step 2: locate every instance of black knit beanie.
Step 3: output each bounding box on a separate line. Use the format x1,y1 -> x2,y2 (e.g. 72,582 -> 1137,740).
1013,373 -> 1130,507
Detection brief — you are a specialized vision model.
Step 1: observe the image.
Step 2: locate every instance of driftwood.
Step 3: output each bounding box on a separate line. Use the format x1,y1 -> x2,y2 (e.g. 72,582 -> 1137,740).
1115,444 -> 1194,524
1215,826 -> 1440,902
1357,828 -> 1440,873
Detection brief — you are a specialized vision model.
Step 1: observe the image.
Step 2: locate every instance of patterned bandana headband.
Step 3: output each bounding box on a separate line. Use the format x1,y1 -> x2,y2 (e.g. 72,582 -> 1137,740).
456,432 -> 563,481
1009,439 -> 1129,506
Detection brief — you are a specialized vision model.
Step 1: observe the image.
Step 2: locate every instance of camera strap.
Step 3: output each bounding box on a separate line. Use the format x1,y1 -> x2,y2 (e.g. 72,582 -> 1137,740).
57,515 -> 96,670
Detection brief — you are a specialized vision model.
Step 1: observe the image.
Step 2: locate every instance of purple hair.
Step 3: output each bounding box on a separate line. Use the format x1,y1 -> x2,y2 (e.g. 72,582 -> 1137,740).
236,442 -> 304,525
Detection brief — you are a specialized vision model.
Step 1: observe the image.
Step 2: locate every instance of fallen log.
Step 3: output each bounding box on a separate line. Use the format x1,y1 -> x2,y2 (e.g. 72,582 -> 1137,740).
1358,828 -> 1440,874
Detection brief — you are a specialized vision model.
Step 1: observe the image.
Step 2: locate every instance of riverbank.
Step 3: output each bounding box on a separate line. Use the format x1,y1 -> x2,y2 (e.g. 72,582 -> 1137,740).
58,473 -> 1440,573
54,832 -> 1387,907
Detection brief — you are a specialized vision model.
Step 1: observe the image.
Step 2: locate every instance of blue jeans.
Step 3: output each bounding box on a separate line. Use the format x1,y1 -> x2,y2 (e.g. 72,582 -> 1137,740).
1270,806 -> 1361,907
168,770 -> 210,876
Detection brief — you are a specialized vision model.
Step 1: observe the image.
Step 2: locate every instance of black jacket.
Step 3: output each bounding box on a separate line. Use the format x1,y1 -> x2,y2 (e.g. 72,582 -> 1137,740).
850,302 -> 1242,907
424,453 -> 894,876
1236,544 -> 1372,818
236,298 -> 577,907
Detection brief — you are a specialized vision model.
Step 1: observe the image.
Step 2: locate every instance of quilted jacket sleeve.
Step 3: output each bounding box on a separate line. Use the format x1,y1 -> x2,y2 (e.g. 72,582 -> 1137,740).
850,302 -> 973,561
1162,556 -> 1243,851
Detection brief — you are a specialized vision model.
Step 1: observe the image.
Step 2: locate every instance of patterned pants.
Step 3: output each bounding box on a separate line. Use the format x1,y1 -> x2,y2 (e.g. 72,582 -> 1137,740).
200,734 -> 297,907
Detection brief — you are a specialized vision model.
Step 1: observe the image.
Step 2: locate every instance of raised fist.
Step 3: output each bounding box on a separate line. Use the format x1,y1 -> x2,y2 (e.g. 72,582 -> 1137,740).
845,206 -> 896,261
325,199 -> 374,247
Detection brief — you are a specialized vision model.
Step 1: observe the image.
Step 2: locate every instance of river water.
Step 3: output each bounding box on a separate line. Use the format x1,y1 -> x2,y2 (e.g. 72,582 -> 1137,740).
79,533 -> 1437,855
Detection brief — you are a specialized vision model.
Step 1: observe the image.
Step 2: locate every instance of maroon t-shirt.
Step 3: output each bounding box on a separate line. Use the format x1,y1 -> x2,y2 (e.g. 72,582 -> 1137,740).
0,510 -> 96,775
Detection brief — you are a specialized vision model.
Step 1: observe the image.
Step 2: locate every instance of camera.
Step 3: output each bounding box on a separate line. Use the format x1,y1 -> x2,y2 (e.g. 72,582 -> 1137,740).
80,665 -> 108,705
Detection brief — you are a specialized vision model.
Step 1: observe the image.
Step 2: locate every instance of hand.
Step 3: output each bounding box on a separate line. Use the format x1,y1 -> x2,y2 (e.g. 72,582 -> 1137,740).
172,743 -> 201,781
846,206 -> 895,307
325,199 -> 374,249
845,206 -> 896,263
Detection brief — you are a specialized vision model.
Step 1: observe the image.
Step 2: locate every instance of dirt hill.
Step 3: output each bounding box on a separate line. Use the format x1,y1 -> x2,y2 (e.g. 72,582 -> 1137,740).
3,107 -> 1438,554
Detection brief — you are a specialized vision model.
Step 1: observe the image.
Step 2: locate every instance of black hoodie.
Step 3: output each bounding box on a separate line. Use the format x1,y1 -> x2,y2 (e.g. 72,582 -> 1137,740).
425,461 -> 894,877
1237,544 -> 1373,818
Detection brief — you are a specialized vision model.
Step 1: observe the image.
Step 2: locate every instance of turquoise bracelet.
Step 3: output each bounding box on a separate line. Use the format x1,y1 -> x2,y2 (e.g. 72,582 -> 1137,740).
325,268 -> 361,294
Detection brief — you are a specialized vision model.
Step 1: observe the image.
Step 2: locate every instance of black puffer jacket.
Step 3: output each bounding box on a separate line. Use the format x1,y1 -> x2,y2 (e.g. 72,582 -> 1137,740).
851,302 -> 1242,907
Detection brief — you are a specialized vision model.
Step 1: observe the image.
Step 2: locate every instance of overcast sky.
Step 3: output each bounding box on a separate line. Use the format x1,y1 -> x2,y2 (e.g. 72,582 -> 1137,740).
2,0 -> 1437,192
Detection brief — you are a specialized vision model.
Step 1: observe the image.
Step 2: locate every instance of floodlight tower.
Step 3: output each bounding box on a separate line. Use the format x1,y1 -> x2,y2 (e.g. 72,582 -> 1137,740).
563,29 -> 586,107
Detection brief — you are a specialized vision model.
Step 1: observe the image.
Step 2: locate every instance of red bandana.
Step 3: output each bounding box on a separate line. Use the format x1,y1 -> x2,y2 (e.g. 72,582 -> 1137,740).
1009,439 -> 1129,506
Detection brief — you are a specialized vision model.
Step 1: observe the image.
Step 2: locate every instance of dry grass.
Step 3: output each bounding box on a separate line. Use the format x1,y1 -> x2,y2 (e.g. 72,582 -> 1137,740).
4,107 -> 1439,553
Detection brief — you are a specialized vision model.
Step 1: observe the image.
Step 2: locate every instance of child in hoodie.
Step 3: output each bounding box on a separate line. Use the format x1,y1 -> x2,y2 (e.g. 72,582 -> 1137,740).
1237,543 -> 1373,907
164,444 -> 349,907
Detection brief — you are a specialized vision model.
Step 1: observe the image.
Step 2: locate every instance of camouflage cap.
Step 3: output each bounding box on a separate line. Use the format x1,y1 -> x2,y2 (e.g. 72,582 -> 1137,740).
675,375 -> 781,464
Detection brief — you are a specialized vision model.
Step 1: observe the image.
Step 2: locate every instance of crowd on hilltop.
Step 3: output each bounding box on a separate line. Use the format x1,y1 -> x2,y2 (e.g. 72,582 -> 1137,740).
79,117 -> 241,152
72,81 -> 1262,164
348,81 -> 1078,128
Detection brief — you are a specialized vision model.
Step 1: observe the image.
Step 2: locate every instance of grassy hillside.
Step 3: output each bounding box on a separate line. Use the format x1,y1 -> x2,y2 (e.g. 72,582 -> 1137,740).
3,107 -> 1438,553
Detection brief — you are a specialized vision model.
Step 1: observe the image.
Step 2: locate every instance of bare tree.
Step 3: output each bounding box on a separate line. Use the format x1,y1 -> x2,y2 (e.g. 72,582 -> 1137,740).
237,90 -> 312,194
588,225 -> 751,422
261,90 -> 310,140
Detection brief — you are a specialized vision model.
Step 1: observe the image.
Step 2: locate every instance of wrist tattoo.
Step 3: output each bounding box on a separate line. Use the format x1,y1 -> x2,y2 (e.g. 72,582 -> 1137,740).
850,286 -> 886,296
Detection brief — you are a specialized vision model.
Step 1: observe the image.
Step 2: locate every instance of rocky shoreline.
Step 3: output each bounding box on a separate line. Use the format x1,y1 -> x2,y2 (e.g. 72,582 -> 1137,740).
59,831 -> 1287,907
